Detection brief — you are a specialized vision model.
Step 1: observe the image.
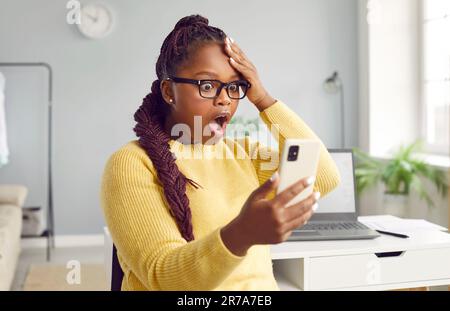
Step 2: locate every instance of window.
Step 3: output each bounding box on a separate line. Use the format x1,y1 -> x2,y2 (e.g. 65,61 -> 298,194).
421,0 -> 450,155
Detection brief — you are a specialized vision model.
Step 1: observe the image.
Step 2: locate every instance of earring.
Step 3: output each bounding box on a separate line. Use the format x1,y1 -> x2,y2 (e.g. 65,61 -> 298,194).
169,99 -> 173,103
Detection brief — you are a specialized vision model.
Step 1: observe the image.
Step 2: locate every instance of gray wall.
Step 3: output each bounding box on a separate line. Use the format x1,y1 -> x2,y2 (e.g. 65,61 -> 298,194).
0,0 -> 359,234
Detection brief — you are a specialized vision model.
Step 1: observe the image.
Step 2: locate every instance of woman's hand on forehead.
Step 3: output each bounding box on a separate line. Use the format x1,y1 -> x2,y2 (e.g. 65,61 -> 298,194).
224,36 -> 276,111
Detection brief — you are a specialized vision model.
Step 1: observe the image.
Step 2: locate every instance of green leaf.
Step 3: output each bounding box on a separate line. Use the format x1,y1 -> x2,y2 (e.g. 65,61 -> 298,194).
352,140 -> 447,209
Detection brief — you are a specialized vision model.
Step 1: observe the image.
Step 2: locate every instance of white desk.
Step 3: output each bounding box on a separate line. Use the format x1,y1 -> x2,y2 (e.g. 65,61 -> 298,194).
270,220 -> 450,291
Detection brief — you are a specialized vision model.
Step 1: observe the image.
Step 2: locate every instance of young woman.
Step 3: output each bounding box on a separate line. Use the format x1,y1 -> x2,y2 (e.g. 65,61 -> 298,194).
101,14 -> 341,291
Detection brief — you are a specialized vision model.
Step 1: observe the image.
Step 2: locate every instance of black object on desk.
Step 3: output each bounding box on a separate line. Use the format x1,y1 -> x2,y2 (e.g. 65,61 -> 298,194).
376,230 -> 409,239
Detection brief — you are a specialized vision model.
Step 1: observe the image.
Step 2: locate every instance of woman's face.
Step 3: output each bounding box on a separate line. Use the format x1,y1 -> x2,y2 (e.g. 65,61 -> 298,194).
161,42 -> 242,144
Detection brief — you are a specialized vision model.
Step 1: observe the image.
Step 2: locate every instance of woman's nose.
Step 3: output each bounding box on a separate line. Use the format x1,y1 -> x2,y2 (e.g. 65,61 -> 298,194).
215,88 -> 231,106
218,100 -> 231,106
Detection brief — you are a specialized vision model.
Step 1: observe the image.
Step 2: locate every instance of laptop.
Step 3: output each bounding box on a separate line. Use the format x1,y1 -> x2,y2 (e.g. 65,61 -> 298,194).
287,149 -> 380,241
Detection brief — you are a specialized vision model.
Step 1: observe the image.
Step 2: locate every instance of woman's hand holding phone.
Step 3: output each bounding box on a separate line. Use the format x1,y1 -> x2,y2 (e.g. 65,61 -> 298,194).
220,173 -> 320,256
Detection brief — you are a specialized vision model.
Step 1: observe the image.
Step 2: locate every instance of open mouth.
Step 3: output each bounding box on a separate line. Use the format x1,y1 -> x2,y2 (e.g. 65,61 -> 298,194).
208,112 -> 231,138
214,115 -> 228,127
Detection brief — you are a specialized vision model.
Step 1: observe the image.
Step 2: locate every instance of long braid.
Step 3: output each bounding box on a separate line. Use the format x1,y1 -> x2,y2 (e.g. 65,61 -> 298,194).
133,14 -> 226,242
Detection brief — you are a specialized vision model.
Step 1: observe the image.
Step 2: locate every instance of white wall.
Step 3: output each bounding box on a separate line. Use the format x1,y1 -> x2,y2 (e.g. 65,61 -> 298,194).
0,0 -> 359,234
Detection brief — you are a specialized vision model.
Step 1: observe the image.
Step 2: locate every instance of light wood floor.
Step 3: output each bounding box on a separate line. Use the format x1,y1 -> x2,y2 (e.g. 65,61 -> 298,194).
12,245 -> 105,291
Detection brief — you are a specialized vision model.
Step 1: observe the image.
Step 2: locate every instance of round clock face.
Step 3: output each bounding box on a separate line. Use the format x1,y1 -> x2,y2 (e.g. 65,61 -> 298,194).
77,3 -> 113,39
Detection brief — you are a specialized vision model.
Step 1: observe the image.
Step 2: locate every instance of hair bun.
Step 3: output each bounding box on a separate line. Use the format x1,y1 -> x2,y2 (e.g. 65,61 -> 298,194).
174,14 -> 209,31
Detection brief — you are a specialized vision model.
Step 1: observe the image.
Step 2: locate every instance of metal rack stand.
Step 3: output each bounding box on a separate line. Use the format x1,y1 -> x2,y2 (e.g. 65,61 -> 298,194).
0,62 -> 54,261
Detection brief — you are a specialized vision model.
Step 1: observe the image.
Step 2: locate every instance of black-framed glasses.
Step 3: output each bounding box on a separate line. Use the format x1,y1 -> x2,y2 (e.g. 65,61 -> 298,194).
166,76 -> 251,100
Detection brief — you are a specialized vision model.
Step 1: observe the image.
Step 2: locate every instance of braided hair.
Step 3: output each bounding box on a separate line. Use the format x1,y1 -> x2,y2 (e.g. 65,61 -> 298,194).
133,14 -> 227,242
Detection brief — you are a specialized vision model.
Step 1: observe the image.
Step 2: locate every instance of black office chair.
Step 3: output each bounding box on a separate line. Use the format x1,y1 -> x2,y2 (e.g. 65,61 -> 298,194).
111,244 -> 124,291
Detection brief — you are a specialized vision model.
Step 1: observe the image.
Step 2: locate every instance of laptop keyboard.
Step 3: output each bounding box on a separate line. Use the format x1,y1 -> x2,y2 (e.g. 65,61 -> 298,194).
297,221 -> 369,231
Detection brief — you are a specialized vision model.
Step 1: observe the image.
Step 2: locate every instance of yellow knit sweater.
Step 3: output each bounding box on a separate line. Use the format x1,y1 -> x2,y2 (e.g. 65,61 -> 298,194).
100,100 -> 341,291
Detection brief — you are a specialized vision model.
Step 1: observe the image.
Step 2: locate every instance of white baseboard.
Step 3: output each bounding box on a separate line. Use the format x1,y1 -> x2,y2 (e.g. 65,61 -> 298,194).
21,234 -> 104,248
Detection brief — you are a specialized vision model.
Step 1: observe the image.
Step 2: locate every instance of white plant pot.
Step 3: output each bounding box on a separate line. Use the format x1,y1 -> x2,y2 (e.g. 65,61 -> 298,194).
383,193 -> 408,218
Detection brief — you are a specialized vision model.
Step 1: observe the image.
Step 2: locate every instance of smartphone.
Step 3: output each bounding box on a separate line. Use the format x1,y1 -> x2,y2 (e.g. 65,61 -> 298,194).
276,139 -> 321,207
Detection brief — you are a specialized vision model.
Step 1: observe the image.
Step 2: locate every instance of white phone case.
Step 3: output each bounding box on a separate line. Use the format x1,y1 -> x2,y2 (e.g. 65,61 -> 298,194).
276,139 -> 321,207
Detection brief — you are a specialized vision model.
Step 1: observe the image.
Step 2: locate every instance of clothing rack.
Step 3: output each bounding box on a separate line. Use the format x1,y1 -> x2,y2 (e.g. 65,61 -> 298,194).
0,62 -> 54,261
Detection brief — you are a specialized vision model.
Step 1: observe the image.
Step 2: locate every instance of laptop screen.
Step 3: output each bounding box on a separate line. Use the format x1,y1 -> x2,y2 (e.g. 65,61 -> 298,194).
314,151 -> 357,214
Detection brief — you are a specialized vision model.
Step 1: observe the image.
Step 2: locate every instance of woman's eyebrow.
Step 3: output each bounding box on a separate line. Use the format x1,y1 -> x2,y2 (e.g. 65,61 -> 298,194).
194,71 -> 240,80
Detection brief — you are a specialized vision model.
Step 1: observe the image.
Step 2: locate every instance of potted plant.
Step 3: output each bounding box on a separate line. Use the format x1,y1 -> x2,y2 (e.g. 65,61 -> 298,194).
352,140 -> 448,217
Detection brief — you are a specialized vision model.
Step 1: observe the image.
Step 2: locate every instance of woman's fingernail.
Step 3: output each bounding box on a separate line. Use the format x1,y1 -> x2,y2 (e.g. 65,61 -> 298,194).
230,57 -> 235,63
270,172 -> 279,182
312,203 -> 319,212
306,176 -> 315,186
230,37 -> 235,43
314,192 -> 321,200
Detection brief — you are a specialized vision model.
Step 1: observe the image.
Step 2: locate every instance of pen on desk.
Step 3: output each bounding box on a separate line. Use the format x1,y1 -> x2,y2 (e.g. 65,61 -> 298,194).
375,230 -> 409,239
